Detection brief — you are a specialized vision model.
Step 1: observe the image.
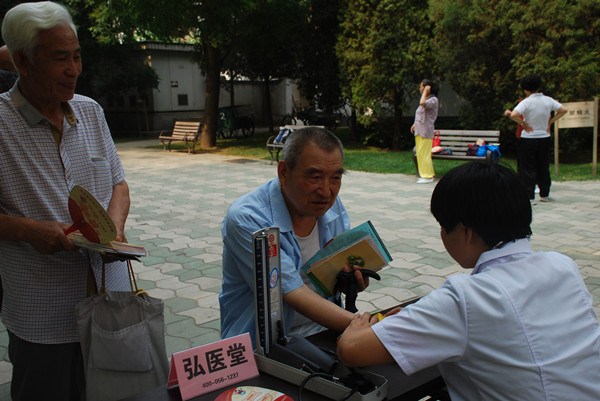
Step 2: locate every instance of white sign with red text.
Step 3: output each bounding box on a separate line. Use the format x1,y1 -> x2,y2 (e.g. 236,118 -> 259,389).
168,333 -> 259,401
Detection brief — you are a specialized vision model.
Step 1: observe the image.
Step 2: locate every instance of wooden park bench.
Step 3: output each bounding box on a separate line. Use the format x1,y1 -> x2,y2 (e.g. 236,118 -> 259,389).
266,125 -> 324,164
413,129 -> 500,175
158,120 -> 202,154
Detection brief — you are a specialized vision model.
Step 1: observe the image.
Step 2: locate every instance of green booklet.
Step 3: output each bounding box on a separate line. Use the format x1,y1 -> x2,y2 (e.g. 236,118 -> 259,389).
301,221 -> 392,297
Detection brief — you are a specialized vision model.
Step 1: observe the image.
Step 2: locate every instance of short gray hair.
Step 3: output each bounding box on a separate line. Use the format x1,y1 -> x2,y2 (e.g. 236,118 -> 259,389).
1,2 -> 77,66
282,127 -> 345,171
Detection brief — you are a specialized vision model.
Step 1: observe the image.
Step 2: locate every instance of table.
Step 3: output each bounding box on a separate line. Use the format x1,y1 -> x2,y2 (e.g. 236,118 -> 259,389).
120,374 -> 332,401
307,330 -> 444,400
122,330 -> 445,401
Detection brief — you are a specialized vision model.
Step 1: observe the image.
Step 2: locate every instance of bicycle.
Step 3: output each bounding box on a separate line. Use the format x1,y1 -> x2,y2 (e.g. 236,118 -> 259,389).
281,101 -> 339,130
217,106 -> 256,138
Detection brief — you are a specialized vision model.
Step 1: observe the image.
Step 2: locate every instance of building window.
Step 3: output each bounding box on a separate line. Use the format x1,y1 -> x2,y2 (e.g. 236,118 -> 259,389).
178,94 -> 188,106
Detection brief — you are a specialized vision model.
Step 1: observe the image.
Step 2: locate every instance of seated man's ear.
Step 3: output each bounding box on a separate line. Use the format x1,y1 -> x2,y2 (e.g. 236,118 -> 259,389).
277,160 -> 289,185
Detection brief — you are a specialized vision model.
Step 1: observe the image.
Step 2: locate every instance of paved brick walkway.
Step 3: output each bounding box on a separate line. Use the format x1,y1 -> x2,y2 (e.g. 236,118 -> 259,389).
1,139 -> 599,397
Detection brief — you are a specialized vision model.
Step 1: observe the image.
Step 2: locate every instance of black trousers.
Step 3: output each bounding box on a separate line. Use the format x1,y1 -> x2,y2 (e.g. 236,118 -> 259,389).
517,137 -> 551,199
8,330 -> 86,401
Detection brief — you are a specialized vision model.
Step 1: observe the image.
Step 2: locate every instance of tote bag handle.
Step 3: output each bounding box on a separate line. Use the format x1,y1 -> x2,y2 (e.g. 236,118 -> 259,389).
98,259 -> 147,296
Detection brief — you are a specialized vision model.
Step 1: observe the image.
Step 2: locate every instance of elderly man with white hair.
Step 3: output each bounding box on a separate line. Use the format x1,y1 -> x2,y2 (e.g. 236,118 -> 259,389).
0,2 -> 131,399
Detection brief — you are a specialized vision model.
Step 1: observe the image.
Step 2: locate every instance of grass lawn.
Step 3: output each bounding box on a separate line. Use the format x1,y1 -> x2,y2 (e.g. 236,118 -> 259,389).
137,127 -> 599,181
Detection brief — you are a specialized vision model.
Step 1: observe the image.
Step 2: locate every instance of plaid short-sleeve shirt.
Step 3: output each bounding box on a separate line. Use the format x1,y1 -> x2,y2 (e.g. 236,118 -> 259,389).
0,83 -> 130,344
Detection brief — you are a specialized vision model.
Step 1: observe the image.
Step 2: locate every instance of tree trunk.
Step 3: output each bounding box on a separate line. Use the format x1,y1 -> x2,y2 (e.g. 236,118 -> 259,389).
229,72 -> 235,108
201,43 -> 222,148
351,108 -> 359,142
263,77 -> 274,134
392,90 -> 403,150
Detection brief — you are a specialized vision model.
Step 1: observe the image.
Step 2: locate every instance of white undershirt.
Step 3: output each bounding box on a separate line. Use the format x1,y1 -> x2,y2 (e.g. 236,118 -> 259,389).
296,223 -> 321,266
290,223 -> 325,337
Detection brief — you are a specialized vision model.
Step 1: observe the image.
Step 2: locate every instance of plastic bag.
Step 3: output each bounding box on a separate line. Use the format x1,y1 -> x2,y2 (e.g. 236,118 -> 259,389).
476,145 -> 502,161
432,131 -> 441,148
466,144 -> 480,156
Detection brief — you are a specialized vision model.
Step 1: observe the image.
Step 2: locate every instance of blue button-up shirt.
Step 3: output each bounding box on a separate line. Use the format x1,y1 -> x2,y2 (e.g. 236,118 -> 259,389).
219,177 -> 350,344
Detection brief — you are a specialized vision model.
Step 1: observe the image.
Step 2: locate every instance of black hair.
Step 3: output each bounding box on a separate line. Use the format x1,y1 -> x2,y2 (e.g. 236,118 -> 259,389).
430,162 -> 532,248
282,126 -> 345,172
422,79 -> 439,96
520,73 -> 542,92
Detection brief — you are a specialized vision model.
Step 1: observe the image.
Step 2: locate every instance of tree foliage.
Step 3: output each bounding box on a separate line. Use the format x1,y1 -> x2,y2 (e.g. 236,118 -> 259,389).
337,0 -> 436,149
88,0 -> 251,147
296,0 -> 345,114
507,0 -> 600,101
66,0 -> 159,99
5,0 -> 597,153
226,0 -> 309,133
91,0 -> 316,144
1,0 -> 159,102
429,0 -> 600,150
428,0 -> 515,129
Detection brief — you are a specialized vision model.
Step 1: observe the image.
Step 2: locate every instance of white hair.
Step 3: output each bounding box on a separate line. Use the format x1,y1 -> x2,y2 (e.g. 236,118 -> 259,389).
1,2 -> 77,65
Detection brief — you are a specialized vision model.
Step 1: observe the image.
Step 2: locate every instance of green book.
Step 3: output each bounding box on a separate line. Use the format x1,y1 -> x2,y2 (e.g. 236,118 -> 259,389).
301,221 -> 392,297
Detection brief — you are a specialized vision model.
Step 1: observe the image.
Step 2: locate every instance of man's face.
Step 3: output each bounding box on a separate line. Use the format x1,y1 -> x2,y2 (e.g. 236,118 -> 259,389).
279,142 -> 344,220
19,24 -> 81,104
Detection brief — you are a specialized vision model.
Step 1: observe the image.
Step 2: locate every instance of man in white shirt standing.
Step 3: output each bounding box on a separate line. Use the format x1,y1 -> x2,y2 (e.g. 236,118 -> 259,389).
508,74 -> 567,202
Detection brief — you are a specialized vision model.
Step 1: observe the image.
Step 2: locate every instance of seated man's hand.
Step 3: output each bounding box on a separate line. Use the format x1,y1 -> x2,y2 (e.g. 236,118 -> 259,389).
348,311 -> 377,331
342,264 -> 370,292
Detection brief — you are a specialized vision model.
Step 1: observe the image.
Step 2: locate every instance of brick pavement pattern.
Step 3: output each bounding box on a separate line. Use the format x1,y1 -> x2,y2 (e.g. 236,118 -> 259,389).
1,139 -> 599,397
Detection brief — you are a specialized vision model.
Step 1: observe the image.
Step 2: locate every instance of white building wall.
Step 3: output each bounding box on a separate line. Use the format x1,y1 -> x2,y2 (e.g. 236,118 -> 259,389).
143,43 -> 295,131
134,43 -> 202,131
106,42 -> 463,133
147,44 -> 205,112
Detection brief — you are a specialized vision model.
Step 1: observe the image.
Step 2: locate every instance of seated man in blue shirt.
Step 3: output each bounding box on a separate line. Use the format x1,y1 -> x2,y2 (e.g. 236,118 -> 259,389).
338,161 -> 600,401
220,127 -> 367,344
